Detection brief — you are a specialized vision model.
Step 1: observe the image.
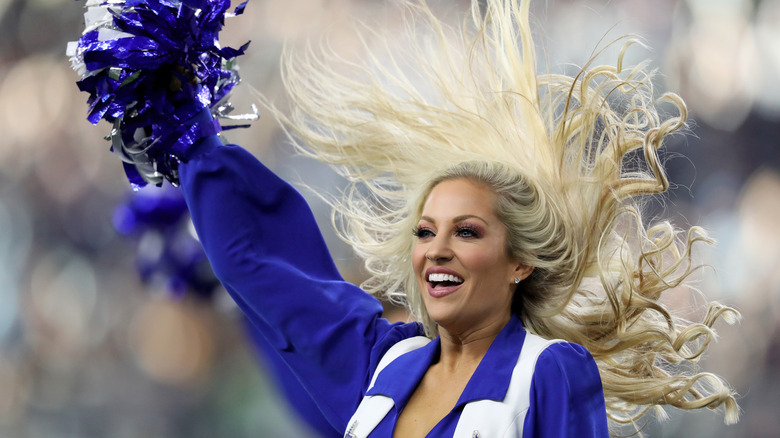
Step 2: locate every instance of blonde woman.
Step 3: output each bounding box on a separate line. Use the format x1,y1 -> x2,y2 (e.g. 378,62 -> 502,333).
136,0 -> 738,436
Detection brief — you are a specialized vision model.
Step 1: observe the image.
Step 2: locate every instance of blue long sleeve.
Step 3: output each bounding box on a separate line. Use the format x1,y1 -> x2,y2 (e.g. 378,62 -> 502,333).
178,138 -> 422,433
245,320 -> 341,437
523,343 -> 609,437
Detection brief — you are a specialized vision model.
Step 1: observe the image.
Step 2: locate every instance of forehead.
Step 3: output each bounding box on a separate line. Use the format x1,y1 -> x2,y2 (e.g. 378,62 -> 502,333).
421,178 -> 497,220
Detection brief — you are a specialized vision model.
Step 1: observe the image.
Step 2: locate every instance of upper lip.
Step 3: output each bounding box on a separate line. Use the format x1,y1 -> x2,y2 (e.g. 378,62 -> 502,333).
425,266 -> 464,282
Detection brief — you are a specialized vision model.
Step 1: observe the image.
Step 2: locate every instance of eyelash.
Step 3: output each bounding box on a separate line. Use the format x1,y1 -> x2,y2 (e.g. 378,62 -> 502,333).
412,225 -> 481,239
412,226 -> 434,238
456,225 -> 480,238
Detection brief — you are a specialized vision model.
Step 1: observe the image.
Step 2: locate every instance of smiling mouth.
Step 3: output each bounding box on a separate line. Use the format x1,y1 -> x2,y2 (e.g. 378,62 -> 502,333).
427,273 -> 463,287
426,273 -> 464,297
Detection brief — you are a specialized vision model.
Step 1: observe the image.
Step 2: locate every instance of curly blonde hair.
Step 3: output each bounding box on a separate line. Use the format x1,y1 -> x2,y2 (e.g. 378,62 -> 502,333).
271,0 -> 740,428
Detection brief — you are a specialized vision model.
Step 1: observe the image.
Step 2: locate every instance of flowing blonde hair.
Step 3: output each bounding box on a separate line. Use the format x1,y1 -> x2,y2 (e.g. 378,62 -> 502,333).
271,0 -> 740,428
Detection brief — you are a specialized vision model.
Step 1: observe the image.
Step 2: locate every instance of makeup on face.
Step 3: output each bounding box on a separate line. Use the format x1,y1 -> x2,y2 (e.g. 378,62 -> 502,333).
412,178 -> 521,330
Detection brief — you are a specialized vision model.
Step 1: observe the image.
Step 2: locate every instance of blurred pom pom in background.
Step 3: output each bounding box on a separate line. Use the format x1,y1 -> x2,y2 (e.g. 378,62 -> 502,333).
112,185 -> 223,301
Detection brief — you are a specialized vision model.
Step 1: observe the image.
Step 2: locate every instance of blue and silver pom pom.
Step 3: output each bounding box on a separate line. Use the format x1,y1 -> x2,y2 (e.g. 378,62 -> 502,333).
67,0 -> 255,189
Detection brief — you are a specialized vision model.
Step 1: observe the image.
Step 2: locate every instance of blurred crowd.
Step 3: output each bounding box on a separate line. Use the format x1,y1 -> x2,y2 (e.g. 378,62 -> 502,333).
0,0 -> 778,437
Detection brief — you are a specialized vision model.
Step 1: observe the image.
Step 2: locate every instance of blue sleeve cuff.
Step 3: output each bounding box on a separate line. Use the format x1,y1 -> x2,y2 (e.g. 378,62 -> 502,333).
179,107 -> 222,162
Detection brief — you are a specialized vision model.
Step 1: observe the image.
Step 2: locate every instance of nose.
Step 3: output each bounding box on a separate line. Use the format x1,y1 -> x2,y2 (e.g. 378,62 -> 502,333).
425,234 -> 453,262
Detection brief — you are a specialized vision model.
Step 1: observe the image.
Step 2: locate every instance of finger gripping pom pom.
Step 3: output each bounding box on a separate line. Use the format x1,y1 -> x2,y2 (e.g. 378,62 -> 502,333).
67,0 -> 254,189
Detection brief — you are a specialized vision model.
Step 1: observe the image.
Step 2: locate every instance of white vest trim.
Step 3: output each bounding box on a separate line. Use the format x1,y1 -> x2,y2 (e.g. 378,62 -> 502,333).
343,333 -> 561,438
344,336 -> 430,438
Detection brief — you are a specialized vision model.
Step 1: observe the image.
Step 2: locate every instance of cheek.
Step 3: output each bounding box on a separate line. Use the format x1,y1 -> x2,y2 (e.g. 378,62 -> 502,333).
461,247 -> 510,281
460,246 -> 493,267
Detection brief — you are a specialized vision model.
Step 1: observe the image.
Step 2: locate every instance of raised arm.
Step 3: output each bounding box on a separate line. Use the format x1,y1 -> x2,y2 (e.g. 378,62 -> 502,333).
66,1 -> 421,432
178,132 -> 421,431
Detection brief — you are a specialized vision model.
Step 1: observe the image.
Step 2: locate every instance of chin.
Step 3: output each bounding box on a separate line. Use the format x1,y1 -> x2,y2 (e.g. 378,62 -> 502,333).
424,306 -> 461,330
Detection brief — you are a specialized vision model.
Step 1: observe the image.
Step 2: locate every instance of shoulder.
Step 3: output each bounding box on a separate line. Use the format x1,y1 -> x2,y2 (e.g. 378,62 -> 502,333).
537,341 -> 596,368
370,322 -> 427,367
517,332 -> 597,379
372,321 -> 427,359
534,341 -> 599,381
531,341 -> 603,400
523,341 -> 609,436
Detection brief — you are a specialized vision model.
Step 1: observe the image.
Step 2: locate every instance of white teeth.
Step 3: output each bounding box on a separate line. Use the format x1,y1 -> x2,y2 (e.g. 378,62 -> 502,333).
427,273 -> 463,283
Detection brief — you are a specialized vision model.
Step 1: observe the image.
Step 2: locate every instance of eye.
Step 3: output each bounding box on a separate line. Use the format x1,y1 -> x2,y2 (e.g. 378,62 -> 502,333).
413,226 -> 435,239
456,225 -> 480,239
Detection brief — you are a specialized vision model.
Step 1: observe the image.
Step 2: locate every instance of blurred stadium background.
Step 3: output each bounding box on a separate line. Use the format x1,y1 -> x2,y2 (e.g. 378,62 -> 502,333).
0,0 -> 778,436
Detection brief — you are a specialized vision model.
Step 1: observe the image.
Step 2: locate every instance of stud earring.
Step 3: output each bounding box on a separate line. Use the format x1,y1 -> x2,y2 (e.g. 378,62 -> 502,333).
514,277 -> 521,284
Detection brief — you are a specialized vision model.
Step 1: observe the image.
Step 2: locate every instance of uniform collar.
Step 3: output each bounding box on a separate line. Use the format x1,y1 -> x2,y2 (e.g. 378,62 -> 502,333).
366,334 -> 440,410
455,315 -> 526,406
366,315 -> 527,410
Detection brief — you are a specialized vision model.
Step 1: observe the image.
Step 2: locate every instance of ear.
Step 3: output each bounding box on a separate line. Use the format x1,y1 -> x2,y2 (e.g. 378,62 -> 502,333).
513,263 -> 534,282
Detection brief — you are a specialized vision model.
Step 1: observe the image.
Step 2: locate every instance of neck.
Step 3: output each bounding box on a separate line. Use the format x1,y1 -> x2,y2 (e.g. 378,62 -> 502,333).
435,312 -> 511,372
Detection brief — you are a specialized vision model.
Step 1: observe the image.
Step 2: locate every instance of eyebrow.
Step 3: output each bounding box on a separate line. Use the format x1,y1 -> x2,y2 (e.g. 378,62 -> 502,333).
419,214 -> 489,225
